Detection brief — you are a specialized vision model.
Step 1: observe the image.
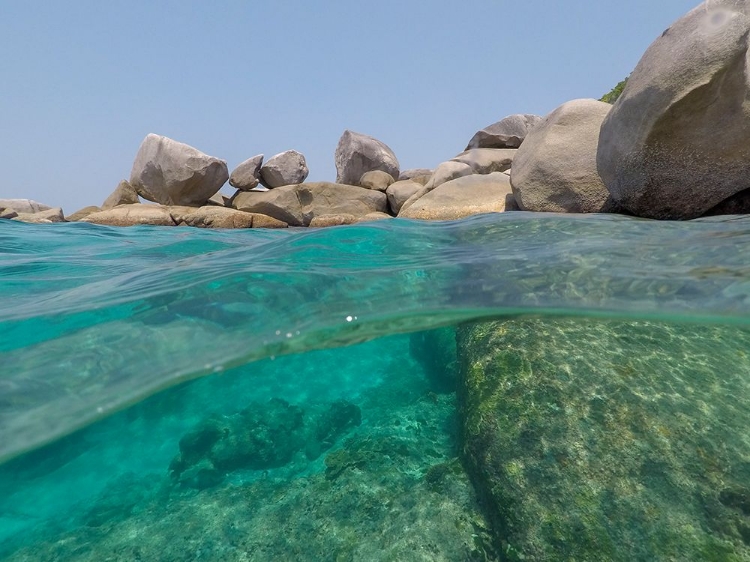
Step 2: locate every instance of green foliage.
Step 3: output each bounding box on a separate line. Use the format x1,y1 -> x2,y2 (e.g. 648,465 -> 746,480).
600,78 -> 628,104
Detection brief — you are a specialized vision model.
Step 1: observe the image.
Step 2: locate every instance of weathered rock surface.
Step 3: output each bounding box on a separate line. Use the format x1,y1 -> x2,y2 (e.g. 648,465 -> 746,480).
386,180 -> 423,215
399,161 -> 474,214
398,173 -> 515,220
260,150 -> 309,188
335,130 -> 399,186
129,134 -> 229,206
0,208 -> 18,219
451,148 -> 516,175
233,182 -> 387,227
82,204 -> 176,227
206,192 -> 230,207
12,208 -> 66,223
102,180 -> 139,210
229,154 -> 263,191
457,317 -> 750,560
465,114 -> 542,150
598,2 -> 750,219
66,206 -> 102,222
309,214 -> 357,228
171,206 -> 287,229
511,99 -> 615,213
355,212 -> 391,223
0,199 -> 52,214
82,204 -> 285,229
359,170 -> 395,191
398,168 -> 433,182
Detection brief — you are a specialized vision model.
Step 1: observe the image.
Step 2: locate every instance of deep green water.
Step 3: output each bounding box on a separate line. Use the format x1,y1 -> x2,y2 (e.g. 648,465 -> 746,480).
2,213 -> 750,560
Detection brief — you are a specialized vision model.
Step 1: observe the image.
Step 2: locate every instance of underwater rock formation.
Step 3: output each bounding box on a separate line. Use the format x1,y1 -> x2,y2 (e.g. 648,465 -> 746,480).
457,317 -> 750,560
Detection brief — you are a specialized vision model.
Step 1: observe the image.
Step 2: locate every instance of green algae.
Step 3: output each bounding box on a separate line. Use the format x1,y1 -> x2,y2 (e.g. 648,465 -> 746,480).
458,318 -> 750,561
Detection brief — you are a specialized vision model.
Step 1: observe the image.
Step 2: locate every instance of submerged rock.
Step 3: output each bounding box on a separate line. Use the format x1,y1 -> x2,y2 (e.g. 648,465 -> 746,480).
457,317 -> 750,560
409,328 -> 458,393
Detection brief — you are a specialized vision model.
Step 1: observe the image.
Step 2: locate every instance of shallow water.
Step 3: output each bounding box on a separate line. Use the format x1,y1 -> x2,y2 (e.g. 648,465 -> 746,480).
2,213 -> 750,560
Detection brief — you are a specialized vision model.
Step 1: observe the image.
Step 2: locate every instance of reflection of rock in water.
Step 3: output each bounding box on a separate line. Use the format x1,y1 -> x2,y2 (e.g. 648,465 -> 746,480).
409,328 -> 458,393
458,317 -> 750,560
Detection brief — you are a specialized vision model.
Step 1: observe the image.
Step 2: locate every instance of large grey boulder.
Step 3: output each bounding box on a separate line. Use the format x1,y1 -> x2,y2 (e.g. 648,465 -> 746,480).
232,182 -> 387,227
465,114 -> 542,150
398,173 -> 516,221
335,130 -> 400,186
0,199 -> 52,214
451,148 -> 516,175
260,150 -> 309,188
102,180 -> 140,210
229,154 -> 264,191
129,134 -> 229,206
598,2 -> 750,219
511,99 -> 615,213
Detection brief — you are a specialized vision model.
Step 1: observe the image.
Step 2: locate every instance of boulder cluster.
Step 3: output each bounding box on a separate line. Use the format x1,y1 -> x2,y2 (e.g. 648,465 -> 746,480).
4,0 -> 750,227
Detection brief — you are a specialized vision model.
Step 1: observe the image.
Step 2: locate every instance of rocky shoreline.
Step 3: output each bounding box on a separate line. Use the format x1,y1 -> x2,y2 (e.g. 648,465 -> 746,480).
5,3 -> 750,228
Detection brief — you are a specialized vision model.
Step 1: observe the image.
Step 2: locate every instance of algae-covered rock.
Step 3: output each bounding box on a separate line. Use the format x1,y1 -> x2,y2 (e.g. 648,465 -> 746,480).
169,398 -> 305,487
457,317 -> 750,560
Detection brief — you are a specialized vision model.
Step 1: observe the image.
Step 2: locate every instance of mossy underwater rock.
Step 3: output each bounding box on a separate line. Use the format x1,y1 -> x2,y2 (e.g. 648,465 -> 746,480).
457,317 -> 750,560
409,327 -> 459,393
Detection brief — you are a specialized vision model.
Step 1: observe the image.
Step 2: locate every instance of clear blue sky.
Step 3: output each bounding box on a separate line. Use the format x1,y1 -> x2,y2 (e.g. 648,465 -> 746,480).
0,0 -> 698,213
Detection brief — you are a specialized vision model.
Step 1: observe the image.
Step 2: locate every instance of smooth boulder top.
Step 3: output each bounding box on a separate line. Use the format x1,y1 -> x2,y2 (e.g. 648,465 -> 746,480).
260,150 -> 309,188
81,204 -> 286,229
451,148 -> 516,175
130,134 -> 229,207
334,130 -> 400,186
386,180 -> 423,215
359,170 -> 395,191
398,173 -> 515,221
511,99 -> 615,213
0,199 -> 52,214
465,113 -> 542,150
597,1 -> 750,219
229,154 -> 264,191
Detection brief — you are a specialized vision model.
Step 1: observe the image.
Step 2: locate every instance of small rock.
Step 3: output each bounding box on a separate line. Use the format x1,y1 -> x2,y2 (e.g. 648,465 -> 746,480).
466,113 -> 542,150
66,206 -> 102,221
260,150 -> 309,188
399,161 -> 474,214
359,170 -> 395,191
102,180 -> 140,210
229,154 -> 264,191
386,180 -> 423,215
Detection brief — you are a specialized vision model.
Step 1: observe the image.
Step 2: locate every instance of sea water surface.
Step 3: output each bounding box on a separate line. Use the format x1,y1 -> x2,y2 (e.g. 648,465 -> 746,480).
2,212 -> 750,560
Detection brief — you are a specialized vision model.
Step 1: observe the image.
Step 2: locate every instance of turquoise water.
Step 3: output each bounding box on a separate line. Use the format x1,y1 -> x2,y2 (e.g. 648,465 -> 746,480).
3,213 -> 750,560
